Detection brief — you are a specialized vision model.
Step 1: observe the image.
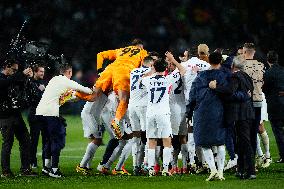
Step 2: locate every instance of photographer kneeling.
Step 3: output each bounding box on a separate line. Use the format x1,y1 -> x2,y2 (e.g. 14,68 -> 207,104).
0,58 -> 37,177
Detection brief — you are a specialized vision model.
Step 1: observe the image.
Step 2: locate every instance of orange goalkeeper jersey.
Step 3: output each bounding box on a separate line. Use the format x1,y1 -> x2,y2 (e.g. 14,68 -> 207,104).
97,45 -> 148,70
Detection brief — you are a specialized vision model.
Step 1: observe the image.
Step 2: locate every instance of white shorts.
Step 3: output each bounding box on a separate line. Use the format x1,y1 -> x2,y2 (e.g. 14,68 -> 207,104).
101,108 -> 132,137
146,113 -> 172,138
122,116 -> 133,135
101,105 -> 116,139
129,104 -> 147,132
170,103 -> 187,135
81,94 -> 108,138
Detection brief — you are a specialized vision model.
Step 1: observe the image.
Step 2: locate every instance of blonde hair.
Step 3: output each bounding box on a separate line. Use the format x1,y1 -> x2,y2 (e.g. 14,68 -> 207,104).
198,44 -> 209,55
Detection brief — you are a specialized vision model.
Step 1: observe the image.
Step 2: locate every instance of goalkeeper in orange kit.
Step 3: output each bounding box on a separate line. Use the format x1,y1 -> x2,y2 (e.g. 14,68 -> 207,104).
77,39 -> 148,139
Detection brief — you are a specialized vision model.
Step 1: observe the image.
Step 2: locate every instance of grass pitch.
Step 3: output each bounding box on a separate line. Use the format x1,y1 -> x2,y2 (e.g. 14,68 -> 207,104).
0,115 -> 283,189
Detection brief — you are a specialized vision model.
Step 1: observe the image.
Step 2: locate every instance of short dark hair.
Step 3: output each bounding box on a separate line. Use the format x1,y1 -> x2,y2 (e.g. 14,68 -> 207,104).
32,60 -> 45,72
209,52 -> 222,65
3,58 -> 18,68
143,56 -> 154,64
244,43 -> 255,50
214,48 -> 223,54
189,46 -> 198,57
237,45 -> 243,50
148,51 -> 160,57
153,58 -> 167,72
59,63 -> 72,74
267,51 -> 278,64
33,64 -> 45,72
131,38 -> 143,46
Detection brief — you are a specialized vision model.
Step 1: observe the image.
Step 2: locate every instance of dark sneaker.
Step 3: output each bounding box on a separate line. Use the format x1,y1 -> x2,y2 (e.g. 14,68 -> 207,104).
133,166 -> 142,176
1,171 -> 14,178
19,169 -> 38,177
243,174 -> 257,180
49,168 -> 63,178
235,172 -> 244,179
42,166 -> 51,176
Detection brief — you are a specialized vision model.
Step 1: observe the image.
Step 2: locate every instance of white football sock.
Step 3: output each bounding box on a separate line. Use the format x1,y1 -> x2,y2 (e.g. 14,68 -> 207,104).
143,141 -> 149,166
80,142 -> 98,168
212,146 -> 218,155
163,147 -> 172,172
196,147 -> 206,164
132,137 -> 141,167
138,143 -> 145,166
155,146 -> 161,164
181,144 -> 188,168
187,133 -> 196,165
256,134 -> 264,157
105,140 -> 126,169
116,140 -> 132,170
148,148 -> 155,168
45,159 -> 51,168
202,148 -> 217,172
86,150 -> 95,168
260,131 -> 270,158
171,149 -> 179,167
216,145 -> 225,173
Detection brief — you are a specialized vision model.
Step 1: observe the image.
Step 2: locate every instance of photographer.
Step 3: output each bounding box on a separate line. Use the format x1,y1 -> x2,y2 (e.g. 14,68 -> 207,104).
0,58 -> 37,177
27,64 -> 46,169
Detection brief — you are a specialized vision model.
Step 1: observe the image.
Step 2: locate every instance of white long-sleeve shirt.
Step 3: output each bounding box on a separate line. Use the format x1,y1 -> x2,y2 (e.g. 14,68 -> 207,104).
36,75 -> 92,117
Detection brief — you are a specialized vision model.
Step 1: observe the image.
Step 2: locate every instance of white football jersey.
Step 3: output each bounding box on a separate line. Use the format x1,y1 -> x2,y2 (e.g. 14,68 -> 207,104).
129,66 -> 151,106
167,69 -> 185,105
181,57 -> 210,102
142,74 -> 172,114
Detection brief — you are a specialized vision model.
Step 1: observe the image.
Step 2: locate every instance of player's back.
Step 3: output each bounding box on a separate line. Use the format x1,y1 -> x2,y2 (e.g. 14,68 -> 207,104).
142,75 -> 171,114
114,46 -> 148,68
182,57 -> 210,102
129,66 -> 151,106
167,69 -> 185,105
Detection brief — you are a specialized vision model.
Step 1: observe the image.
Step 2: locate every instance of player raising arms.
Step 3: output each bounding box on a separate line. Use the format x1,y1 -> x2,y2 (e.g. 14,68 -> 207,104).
77,39 -> 148,139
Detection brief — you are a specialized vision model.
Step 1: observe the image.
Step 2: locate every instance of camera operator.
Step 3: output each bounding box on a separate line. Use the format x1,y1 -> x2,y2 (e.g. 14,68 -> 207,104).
27,64 -> 46,169
0,58 -> 37,177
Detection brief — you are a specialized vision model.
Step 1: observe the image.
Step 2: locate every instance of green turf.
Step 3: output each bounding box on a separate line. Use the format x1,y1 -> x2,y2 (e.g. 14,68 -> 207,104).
0,115 -> 283,189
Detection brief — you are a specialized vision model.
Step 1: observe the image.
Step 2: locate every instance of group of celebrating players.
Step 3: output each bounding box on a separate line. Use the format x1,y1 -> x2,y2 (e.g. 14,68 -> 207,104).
35,39 -> 273,180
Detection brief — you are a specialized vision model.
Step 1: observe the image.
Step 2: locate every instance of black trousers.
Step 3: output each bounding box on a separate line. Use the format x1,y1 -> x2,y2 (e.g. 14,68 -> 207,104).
43,116 -> 66,168
0,115 -> 31,173
235,120 -> 255,175
252,107 -> 261,155
28,114 -> 48,167
270,119 -> 284,159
